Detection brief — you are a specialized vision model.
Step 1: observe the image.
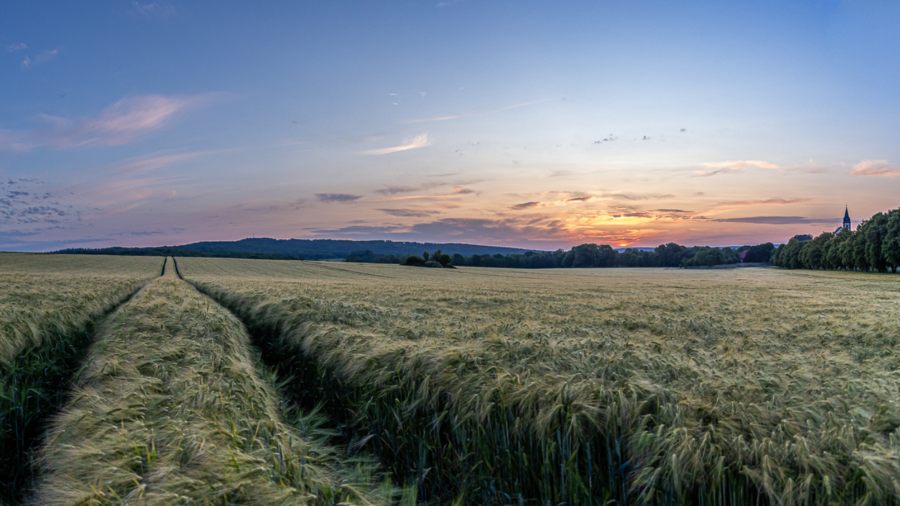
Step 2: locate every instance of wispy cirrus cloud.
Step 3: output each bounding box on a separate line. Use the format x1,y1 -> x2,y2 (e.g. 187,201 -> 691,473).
7,43 -> 27,52
128,230 -> 165,236
509,191 -> 675,211
849,160 -> 900,177
131,1 -> 176,17
376,184 -> 479,202
20,48 -> 60,69
82,176 -> 187,210
607,192 -> 676,201
404,100 -> 546,124
309,224 -> 405,235
362,133 -> 431,155
376,182 -> 477,196
315,193 -> 363,203
377,208 -> 440,217
75,95 -> 207,145
711,216 -> 830,225
377,185 -> 418,195
376,182 -> 442,195
788,159 -> 828,174
693,160 -> 781,177
510,195 -> 601,210
694,198 -> 812,219
106,149 -> 223,174
0,94 -> 215,151
228,198 -> 308,215
383,194 -> 461,201
714,197 -> 812,208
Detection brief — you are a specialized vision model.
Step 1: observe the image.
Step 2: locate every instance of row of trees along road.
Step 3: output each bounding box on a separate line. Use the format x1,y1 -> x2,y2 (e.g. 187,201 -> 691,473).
772,207 -> 900,272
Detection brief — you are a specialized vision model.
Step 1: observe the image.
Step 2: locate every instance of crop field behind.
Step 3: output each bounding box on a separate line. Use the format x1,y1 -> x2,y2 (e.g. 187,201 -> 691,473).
0,253 -> 161,502
36,260 -> 400,505
2,254 -> 898,505
181,258 -> 900,505
0,253 -> 163,364
2,255 -> 409,505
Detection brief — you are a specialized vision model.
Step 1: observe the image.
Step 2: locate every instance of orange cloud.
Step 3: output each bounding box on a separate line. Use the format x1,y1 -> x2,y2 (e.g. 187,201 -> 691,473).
849,160 -> 900,177
509,195 -> 600,210
696,198 -> 814,220
712,198 -> 812,208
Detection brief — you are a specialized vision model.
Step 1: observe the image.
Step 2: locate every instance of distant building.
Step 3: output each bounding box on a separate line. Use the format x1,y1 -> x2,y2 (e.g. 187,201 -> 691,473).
834,206 -> 851,234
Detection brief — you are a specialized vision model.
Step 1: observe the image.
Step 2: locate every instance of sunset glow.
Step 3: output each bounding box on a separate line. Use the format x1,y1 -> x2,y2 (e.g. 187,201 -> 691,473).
2,2 -> 900,251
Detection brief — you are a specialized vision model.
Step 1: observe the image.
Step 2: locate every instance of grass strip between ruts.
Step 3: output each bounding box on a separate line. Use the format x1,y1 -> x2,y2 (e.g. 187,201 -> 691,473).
35,259 -> 410,505
0,255 -> 162,505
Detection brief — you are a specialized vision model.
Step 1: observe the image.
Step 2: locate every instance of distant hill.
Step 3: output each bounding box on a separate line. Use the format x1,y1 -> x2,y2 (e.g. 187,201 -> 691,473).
57,238 -> 538,260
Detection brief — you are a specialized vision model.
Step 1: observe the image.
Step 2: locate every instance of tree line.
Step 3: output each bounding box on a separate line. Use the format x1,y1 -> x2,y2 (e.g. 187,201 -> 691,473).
350,207 -> 900,272
347,242 -> 776,269
771,208 -> 900,272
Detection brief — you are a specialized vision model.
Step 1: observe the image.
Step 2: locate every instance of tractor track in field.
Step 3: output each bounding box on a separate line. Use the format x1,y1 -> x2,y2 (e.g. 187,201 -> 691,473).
28,257 -> 402,505
5,256 -> 413,505
177,259 -> 428,502
0,258 -> 167,505
171,255 -> 183,279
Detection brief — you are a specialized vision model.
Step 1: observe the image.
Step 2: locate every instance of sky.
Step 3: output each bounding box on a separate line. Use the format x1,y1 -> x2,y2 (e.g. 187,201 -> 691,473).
2,1 -> 900,252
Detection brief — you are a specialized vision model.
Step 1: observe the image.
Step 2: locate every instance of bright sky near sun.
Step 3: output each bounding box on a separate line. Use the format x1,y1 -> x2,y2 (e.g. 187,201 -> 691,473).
2,1 -> 900,251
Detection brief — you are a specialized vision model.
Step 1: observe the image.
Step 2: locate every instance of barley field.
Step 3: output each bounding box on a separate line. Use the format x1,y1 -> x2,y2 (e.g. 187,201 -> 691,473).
2,254 -> 899,505
1,255 -> 411,506
181,258 -> 900,505
36,259 -> 404,505
0,253 -> 163,365
0,253 -> 161,503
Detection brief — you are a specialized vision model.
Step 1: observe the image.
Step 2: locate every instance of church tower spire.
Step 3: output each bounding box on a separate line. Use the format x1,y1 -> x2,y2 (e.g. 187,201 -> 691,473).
843,205 -> 851,231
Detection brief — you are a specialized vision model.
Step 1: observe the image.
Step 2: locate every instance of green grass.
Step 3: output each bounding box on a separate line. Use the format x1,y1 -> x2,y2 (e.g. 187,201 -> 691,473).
180,258 -> 900,505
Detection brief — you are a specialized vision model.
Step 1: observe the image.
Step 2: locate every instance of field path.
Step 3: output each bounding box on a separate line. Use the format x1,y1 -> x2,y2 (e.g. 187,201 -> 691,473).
0,255 -> 163,505
178,257 -> 900,505
34,258 -> 384,505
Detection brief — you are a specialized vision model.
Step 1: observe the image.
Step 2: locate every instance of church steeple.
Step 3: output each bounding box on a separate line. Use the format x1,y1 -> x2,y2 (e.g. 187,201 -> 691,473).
843,205 -> 851,231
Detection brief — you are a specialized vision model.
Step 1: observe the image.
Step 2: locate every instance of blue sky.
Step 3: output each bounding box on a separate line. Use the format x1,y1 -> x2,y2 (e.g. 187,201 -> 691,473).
2,1 -> 899,251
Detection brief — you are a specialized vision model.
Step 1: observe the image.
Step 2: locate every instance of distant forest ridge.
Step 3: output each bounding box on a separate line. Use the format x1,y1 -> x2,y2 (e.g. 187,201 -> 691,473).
55,238 -> 534,260
56,236 -> 778,269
